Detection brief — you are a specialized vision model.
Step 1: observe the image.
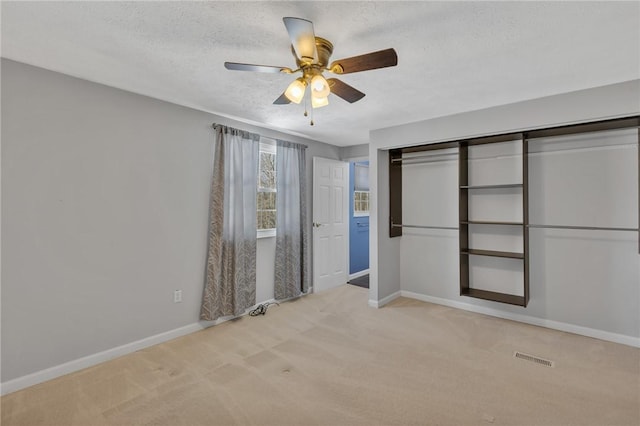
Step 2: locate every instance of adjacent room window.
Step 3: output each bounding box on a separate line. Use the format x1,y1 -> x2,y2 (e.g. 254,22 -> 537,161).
353,162 -> 370,216
257,139 -> 276,237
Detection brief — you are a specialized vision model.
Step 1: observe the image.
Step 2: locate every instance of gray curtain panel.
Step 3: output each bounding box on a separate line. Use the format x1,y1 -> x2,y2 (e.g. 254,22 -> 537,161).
200,124 -> 260,321
274,140 -> 310,300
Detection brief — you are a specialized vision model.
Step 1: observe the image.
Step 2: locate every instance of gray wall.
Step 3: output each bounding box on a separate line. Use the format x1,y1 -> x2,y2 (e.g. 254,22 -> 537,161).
369,148 -> 401,302
369,79 -> 640,341
1,59 -> 340,382
340,143 -> 368,161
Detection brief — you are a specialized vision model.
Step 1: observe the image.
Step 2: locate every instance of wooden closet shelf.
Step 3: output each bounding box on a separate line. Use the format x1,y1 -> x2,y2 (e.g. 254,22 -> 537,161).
461,288 -> 526,306
461,221 -> 524,226
461,249 -> 524,259
460,183 -> 523,189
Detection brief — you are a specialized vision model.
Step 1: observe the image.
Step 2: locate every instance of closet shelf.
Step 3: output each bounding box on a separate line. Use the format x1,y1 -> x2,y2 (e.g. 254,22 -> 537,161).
459,138 -> 529,306
461,249 -> 524,259
390,116 -> 639,309
460,183 -> 523,189
461,220 -> 523,226
461,288 -> 526,307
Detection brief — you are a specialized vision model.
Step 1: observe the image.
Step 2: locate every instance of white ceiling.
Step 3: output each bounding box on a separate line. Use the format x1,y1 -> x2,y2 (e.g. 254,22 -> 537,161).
2,1 -> 639,146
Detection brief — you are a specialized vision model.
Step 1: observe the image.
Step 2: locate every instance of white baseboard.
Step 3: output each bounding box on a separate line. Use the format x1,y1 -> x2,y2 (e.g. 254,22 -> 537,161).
349,269 -> 370,281
368,290 -> 401,308
0,322 -> 204,396
1,299 -> 276,396
400,290 -> 640,348
8,289 -> 635,396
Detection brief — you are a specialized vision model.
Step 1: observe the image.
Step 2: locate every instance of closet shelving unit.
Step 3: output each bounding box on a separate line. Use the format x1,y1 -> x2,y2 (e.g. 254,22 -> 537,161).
388,116 -> 640,308
458,134 -> 529,307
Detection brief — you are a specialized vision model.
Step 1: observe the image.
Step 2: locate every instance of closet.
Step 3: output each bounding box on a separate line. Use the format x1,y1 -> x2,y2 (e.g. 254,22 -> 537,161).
389,117 -> 639,308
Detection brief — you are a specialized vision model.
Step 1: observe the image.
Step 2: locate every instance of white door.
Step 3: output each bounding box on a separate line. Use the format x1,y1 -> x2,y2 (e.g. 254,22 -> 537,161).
313,157 -> 349,292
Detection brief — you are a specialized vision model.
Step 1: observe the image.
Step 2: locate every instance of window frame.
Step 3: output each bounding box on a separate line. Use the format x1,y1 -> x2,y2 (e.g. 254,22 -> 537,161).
353,162 -> 370,217
257,139 -> 277,239
353,190 -> 370,217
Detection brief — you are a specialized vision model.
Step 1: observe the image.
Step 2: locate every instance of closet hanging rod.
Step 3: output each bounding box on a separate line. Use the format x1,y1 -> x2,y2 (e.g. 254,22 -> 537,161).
391,152 -> 458,162
393,133 -> 638,162
395,158 -> 458,165
391,223 -> 459,230
527,224 -> 639,232
528,142 -> 638,154
391,223 -> 638,232
393,143 -> 638,166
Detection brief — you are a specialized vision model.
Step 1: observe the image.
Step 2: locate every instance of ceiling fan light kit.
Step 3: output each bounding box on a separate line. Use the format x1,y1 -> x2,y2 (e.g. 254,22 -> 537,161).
311,95 -> 329,109
284,77 -> 307,104
310,74 -> 330,98
224,17 -> 398,125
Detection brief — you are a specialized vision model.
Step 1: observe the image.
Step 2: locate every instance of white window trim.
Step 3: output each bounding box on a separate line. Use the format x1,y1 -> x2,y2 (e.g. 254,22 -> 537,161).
257,228 -> 276,239
258,138 -> 277,238
259,139 -> 276,155
353,189 -> 370,217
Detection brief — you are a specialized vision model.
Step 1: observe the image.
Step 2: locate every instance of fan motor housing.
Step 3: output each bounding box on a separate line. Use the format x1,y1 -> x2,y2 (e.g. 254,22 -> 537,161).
292,36 -> 334,68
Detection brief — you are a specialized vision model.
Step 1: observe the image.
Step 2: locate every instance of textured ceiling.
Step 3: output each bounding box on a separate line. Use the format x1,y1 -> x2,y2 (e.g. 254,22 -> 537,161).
2,1 -> 639,146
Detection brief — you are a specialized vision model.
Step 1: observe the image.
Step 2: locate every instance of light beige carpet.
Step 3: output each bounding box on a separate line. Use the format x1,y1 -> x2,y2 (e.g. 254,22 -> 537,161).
2,284 -> 639,425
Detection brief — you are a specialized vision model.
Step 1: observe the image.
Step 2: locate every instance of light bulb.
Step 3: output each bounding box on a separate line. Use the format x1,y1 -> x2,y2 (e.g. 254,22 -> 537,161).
310,74 -> 330,98
311,96 -> 329,109
284,78 -> 307,104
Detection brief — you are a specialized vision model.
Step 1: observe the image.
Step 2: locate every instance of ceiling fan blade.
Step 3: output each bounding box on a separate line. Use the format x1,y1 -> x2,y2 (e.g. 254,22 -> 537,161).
327,78 -> 366,103
224,62 -> 292,73
329,48 -> 398,74
273,92 -> 291,105
283,17 -> 318,62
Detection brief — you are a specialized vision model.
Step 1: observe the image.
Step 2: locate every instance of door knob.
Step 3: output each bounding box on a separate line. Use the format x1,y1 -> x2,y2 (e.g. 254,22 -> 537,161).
313,222 -> 322,228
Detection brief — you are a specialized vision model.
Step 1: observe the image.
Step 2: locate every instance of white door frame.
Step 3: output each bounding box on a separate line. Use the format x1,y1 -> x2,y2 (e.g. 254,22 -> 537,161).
312,157 -> 349,293
347,157 -> 370,281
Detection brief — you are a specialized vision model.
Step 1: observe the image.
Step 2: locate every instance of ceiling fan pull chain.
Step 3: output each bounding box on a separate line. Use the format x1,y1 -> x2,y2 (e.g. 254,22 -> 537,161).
303,94 -> 308,117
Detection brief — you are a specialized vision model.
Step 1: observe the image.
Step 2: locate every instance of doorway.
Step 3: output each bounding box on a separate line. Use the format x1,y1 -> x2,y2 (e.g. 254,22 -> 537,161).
348,160 -> 370,288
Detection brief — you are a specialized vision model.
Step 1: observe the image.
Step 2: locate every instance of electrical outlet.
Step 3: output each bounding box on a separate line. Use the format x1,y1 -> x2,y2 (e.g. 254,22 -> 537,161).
174,289 -> 182,303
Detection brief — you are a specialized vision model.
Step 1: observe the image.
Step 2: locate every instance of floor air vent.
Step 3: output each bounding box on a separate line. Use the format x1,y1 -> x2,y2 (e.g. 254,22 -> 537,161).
514,351 -> 554,367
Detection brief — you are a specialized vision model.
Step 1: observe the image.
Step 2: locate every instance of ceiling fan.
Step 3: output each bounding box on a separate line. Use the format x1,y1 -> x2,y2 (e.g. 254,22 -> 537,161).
224,17 -> 398,124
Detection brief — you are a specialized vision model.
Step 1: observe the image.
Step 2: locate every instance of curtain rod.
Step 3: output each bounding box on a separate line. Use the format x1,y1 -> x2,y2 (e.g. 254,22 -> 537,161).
212,123 -> 308,149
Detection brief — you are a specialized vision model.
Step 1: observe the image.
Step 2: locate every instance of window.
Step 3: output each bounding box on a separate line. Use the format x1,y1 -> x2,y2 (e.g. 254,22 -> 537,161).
353,162 -> 370,217
354,190 -> 370,214
257,139 -> 276,237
